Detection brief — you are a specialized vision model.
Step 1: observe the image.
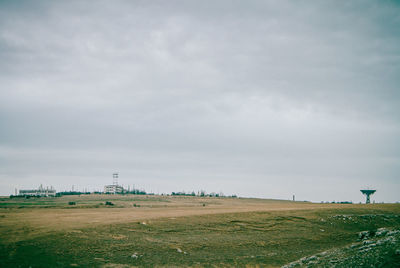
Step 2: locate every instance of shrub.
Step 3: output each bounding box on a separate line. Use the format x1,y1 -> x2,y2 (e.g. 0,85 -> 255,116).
68,201 -> 76,205
105,201 -> 114,206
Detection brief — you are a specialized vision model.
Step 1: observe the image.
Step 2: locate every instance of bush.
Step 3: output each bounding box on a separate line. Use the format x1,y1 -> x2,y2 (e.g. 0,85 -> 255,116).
133,203 -> 140,207
68,201 -> 76,205
105,201 -> 114,206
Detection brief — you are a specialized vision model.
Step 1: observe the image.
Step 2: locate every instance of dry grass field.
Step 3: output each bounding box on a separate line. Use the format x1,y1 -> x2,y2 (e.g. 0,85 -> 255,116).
1,195 -> 399,267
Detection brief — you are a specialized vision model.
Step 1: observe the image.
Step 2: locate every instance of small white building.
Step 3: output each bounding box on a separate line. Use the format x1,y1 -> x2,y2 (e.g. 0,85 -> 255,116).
18,185 -> 56,197
104,184 -> 124,194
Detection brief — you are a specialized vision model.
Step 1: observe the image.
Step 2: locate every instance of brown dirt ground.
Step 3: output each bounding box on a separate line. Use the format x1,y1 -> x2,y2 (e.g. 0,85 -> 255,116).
0,195 -> 391,243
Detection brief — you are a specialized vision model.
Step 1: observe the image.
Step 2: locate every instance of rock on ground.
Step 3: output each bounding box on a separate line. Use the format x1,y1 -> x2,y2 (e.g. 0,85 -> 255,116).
282,227 -> 400,267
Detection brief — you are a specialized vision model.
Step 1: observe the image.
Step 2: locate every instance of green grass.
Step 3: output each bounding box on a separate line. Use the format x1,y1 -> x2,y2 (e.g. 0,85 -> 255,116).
1,207 -> 400,267
1,196 -> 400,267
0,195 -> 173,209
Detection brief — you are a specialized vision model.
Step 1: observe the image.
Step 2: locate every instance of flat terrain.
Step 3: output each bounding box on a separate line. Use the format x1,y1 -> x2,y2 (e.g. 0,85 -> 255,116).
0,195 -> 399,267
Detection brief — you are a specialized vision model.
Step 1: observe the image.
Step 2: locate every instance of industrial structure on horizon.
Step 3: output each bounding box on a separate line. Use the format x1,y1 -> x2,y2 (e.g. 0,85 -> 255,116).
17,185 -> 56,197
103,173 -> 124,194
103,184 -> 124,194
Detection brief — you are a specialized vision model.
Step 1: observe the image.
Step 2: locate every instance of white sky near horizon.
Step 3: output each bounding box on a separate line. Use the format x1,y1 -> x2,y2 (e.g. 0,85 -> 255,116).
0,0 -> 399,203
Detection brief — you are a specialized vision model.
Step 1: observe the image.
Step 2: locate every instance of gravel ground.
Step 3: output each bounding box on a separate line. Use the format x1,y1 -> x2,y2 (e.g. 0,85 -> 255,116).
282,227 -> 400,267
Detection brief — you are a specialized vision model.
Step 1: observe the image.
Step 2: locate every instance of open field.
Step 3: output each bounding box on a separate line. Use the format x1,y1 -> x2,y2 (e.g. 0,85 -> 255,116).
1,195 -> 399,267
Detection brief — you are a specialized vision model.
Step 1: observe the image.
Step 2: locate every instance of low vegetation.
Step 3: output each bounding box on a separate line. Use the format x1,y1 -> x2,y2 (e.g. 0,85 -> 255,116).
0,195 -> 399,267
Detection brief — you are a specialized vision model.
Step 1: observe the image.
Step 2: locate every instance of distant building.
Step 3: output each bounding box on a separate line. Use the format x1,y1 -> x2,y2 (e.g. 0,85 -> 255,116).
18,185 -> 56,197
104,184 -> 124,194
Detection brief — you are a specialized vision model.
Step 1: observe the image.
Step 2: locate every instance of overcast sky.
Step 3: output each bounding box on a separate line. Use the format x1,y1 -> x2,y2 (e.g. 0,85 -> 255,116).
0,0 -> 399,202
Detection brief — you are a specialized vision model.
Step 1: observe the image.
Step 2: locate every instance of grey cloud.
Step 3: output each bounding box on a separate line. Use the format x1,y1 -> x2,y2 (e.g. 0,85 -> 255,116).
0,0 -> 399,202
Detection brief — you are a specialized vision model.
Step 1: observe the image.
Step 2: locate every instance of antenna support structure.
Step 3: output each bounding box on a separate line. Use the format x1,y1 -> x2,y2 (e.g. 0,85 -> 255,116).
360,189 -> 376,204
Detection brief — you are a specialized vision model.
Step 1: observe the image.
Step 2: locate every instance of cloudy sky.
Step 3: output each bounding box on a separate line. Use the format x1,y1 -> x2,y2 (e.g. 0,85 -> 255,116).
0,0 -> 399,202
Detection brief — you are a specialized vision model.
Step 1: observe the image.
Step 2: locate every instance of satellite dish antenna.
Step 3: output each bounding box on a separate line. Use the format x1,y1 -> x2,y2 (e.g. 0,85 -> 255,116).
360,189 -> 376,204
